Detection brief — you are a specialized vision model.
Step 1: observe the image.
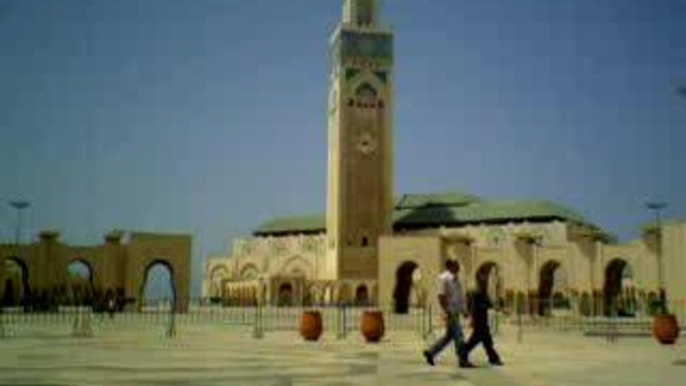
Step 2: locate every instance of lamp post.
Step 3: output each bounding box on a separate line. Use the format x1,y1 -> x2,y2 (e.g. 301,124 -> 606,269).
8,201 -> 30,245
646,201 -> 668,304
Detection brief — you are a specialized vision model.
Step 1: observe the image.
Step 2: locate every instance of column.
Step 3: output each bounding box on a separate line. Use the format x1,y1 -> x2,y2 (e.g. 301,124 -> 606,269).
468,241 -> 476,290
593,239 -> 603,316
530,242 -> 538,315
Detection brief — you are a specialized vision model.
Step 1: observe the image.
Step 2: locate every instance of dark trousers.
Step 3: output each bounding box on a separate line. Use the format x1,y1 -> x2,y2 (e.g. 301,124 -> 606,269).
462,326 -> 500,363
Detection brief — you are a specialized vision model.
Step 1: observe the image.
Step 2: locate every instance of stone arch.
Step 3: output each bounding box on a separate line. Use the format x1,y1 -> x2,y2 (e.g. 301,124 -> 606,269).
126,233 -> 191,313
2,256 -> 31,308
208,265 -> 230,298
67,259 -> 95,306
356,82 -> 377,96
475,261 -> 504,306
347,71 -> 389,101
355,283 -> 370,306
393,260 -> 420,314
280,256 -> 313,278
209,264 -> 230,281
538,260 -> 568,316
138,259 -> 177,310
240,263 -> 260,280
603,258 -> 635,317
277,282 -> 294,306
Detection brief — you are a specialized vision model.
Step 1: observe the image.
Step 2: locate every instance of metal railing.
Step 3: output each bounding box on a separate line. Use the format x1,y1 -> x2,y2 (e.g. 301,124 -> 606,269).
1,297 -> 684,342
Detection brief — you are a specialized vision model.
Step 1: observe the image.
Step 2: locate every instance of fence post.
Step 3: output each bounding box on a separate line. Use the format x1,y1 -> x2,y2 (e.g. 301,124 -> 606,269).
607,300 -> 617,344
166,302 -> 176,338
423,304 -> 433,341
517,304 -> 523,344
253,304 -> 264,339
72,306 -> 92,338
0,309 -> 5,339
337,304 -> 346,340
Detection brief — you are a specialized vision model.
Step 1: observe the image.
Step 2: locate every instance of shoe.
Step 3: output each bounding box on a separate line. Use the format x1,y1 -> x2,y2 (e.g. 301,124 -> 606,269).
459,360 -> 476,368
422,350 -> 435,366
490,359 -> 504,366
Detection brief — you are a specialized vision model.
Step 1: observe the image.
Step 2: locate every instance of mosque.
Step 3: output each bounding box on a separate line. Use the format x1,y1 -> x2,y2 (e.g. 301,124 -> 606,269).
203,0 -> 686,318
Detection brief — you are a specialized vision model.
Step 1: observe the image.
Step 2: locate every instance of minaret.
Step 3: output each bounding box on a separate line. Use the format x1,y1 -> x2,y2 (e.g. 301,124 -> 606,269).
326,0 -> 394,281
343,0 -> 379,26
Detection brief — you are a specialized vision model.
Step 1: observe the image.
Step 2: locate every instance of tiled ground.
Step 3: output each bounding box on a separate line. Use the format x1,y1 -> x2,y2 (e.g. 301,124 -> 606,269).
0,319 -> 684,386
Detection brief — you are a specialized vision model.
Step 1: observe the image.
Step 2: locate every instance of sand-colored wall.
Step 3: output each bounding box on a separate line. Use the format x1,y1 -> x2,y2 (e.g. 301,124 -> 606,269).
1,230 -> 192,311
378,235 -> 442,308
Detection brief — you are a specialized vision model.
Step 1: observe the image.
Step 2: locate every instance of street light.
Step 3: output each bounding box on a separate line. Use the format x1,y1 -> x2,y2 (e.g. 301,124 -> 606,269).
7,200 -> 30,245
645,201 -> 668,303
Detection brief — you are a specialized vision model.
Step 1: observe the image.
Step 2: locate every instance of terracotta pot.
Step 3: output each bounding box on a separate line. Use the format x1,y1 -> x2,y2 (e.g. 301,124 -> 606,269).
300,311 -> 323,341
653,314 -> 680,345
361,310 -> 385,343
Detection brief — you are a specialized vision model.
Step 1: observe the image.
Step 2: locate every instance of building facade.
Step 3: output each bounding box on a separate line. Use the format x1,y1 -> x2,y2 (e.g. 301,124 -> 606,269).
204,0 -> 684,319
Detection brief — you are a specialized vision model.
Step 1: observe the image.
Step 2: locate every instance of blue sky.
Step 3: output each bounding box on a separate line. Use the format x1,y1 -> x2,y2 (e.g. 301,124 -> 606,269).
1,0 -> 684,297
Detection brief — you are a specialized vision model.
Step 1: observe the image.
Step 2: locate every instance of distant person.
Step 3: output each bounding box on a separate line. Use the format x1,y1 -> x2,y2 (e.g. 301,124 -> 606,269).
422,259 -> 475,368
461,271 -> 503,366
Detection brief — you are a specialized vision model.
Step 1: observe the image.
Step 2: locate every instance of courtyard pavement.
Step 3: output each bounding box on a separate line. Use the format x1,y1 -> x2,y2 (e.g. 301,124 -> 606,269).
0,321 -> 684,386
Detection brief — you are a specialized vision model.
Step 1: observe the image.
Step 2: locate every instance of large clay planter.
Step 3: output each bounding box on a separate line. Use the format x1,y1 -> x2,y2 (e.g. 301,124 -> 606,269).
361,310 -> 385,343
653,314 -> 680,345
300,311 -> 323,341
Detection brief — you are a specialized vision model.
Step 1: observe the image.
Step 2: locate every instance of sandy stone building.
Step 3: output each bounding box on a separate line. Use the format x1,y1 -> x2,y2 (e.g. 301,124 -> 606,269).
1,230 -> 192,312
204,0 -> 684,318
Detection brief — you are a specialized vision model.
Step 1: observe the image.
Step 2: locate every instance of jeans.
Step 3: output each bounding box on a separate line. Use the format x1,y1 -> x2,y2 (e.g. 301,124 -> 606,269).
426,313 -> 465,361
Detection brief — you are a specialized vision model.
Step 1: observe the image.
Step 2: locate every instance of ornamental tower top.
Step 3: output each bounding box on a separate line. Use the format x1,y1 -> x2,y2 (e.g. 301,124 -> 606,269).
343,0 -> 380,27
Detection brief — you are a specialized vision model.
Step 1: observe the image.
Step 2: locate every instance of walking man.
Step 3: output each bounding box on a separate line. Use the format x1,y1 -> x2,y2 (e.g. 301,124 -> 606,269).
462,271 -> 503,366
423,259 -> 475,368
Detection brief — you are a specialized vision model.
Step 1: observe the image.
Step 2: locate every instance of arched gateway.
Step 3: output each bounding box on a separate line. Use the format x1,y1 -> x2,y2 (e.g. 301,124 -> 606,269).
0,231 -> 192,313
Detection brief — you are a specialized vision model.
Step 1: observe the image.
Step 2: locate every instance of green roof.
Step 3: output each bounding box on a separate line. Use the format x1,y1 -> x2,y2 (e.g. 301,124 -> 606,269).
254,214 -> 325,236
394,200 -> 587,227
253,192 -> 605,236
395,191 -> 483,209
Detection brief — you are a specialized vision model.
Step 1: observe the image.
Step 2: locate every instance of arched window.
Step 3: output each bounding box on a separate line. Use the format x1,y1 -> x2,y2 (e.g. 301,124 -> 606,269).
356,83 -> 377,99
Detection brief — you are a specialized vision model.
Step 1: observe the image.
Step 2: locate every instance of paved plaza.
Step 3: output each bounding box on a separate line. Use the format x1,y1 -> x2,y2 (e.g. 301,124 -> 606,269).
1,320 -> 684,386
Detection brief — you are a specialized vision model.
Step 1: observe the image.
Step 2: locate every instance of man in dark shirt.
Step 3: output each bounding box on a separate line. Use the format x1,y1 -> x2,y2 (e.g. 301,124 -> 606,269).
461,272 -> 503,366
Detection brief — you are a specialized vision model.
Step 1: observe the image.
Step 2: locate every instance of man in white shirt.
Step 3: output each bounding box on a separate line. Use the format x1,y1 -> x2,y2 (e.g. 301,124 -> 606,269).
422,259 -> 475,368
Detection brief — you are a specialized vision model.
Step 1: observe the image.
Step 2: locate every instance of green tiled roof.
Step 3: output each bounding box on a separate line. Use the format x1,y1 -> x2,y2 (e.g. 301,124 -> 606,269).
254,214 -> 325,236
253,192 -> 605,236
394,200 -> 587,227
395,191 -> 483,209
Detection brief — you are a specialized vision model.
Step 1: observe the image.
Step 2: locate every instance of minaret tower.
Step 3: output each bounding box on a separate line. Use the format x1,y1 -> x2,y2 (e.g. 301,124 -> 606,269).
326,0 -> 394,280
